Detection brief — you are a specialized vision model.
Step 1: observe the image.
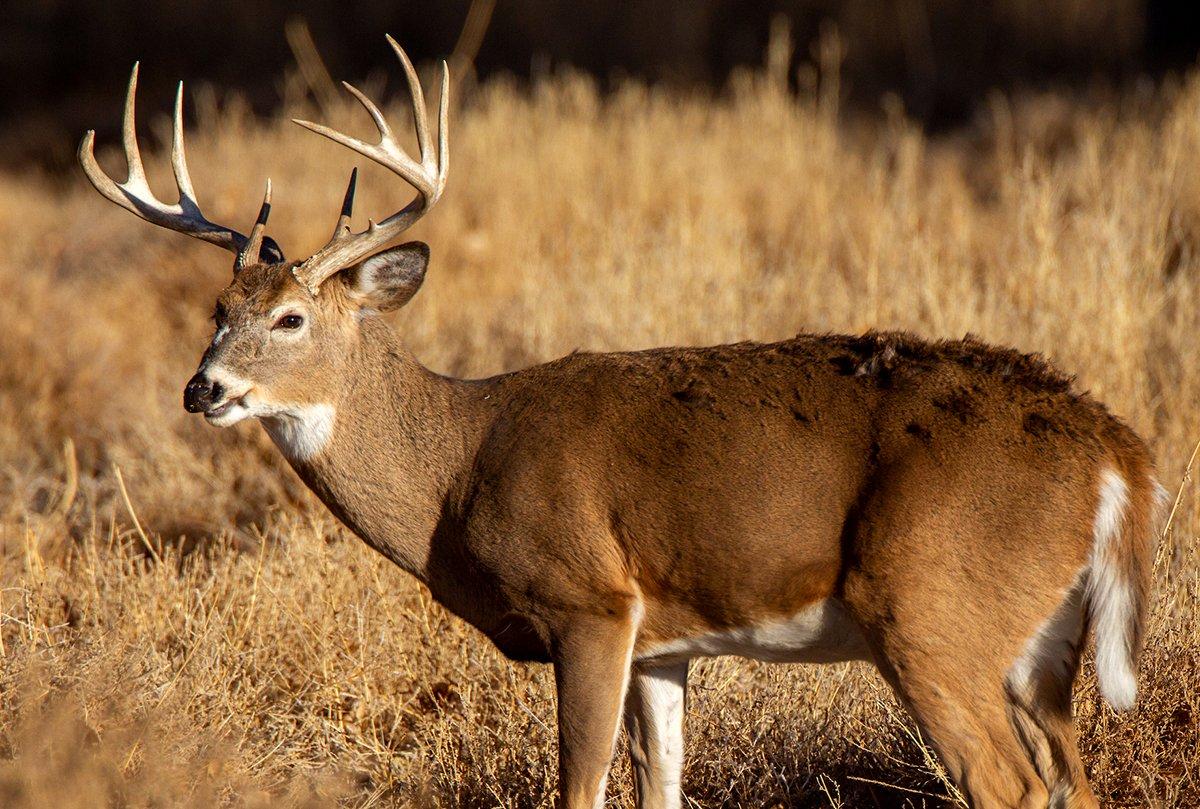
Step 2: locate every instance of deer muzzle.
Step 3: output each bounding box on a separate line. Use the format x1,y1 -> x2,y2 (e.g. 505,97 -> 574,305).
184,373 -> 224,414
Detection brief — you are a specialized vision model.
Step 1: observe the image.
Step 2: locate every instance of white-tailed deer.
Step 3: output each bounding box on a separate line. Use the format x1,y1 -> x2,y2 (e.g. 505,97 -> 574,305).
81,36 -> 1163,809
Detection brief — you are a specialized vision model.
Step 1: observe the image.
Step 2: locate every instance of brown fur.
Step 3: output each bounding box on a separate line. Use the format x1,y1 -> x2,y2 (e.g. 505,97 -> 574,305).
184,257 -> 1160,808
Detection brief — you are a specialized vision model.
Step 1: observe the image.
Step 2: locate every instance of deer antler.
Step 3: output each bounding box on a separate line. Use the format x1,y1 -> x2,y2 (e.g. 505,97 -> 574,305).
290,35 -> 449,294
79,63 -> 282,267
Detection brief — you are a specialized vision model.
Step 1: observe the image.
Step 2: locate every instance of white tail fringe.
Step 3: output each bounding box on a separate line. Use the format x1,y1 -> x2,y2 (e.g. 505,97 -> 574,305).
1087,469 -> 1137,710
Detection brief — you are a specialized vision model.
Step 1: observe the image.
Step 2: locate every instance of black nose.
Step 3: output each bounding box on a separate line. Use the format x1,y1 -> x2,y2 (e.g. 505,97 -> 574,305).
184,373 -> 224,413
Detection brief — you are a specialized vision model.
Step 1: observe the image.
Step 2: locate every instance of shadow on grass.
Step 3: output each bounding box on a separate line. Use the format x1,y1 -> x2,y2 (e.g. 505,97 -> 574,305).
437,729 -> 956,808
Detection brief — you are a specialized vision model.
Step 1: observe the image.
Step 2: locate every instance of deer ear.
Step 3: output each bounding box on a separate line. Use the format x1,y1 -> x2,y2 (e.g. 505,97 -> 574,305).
346,242 -> 429,312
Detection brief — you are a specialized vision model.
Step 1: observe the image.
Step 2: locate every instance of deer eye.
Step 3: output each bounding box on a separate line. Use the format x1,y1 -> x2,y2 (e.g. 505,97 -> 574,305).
273,314 -> 305,331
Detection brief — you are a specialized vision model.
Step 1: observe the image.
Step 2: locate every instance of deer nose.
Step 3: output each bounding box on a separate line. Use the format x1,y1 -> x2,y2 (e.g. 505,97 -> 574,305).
183,374 -> 223,413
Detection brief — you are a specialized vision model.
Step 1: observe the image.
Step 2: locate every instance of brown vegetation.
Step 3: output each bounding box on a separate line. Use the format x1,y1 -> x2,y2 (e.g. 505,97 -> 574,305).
1,60 -> 1198,806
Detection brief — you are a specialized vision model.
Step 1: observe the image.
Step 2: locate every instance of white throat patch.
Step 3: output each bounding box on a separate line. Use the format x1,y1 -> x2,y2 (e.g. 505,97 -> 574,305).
263,404 -> 337,462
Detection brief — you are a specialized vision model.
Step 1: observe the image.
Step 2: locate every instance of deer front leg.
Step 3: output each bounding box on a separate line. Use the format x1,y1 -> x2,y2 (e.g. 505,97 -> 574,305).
552,608 -> 640,809
624,660 -> 688,809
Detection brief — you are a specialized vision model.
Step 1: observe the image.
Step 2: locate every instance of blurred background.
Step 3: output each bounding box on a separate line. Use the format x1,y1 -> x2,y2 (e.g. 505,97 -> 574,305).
3,0 -> 1198,174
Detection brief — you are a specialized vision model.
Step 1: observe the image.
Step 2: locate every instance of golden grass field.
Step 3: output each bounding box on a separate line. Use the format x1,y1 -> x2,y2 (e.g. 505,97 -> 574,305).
1,54 -> 1198,807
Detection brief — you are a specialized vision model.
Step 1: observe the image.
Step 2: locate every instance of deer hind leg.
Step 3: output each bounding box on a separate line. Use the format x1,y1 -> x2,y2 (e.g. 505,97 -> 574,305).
624,660 -> 688,809
845,544 -> 1051,805
1006,579 -> 1099,809
867,640 -> 1051,809
552,605 -> 641,809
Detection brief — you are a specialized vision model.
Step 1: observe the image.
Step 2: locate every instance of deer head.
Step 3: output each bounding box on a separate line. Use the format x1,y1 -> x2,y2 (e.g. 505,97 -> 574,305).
79,36 -> 448,428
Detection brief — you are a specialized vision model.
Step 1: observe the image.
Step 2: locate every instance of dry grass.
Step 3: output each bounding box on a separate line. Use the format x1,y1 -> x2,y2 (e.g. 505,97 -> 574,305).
1,58 -> 1199,807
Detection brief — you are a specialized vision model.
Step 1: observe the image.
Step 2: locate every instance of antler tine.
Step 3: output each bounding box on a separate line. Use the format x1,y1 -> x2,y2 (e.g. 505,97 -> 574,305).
386,34 -> 431,170
332,168 -> 358,241
78,63 -> 283,263
237,179 -> 273,268
121,63 -> 148,188
78,65 -> 149,218
341,82 -> 398,146
291,37 -> 450,295
437,60 -> 450,196
171,81 -> 198,206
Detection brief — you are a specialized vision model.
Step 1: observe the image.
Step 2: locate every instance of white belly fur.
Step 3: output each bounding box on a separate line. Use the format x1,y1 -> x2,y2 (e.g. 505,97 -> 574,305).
637,598 -> 873,665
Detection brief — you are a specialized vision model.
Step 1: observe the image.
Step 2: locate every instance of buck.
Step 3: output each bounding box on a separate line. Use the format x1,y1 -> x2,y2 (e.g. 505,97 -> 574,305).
81,36 -> 1163,809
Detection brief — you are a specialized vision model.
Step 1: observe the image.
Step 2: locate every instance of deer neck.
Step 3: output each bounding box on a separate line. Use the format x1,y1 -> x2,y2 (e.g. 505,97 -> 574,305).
262,319 -> 486,583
